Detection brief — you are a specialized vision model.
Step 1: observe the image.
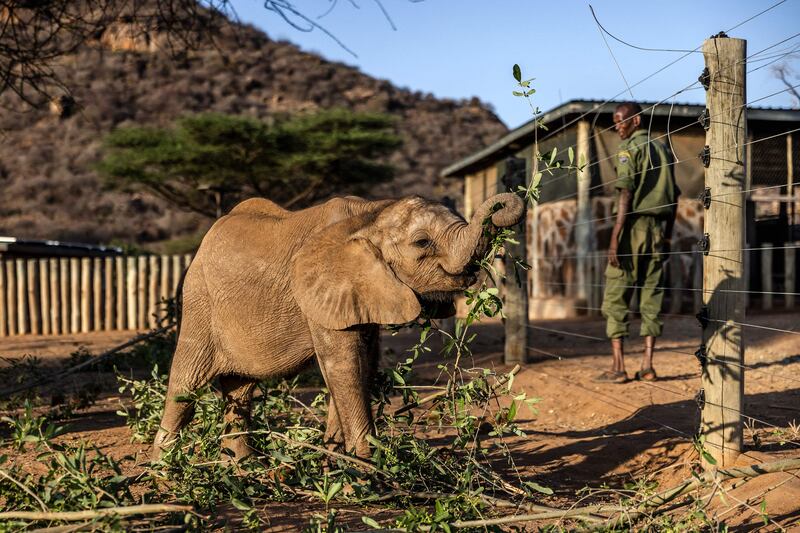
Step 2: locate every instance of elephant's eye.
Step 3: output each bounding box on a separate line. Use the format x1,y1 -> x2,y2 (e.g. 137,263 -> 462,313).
413,238 -> 432,249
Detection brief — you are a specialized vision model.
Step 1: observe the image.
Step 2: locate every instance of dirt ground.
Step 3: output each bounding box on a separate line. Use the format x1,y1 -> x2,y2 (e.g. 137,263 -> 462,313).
2,310 -> 800,530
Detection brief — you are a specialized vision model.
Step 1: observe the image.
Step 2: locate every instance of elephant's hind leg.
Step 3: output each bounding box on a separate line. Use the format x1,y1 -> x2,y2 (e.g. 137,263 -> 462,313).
152,319 -> 216,460
219,375 -> 258,460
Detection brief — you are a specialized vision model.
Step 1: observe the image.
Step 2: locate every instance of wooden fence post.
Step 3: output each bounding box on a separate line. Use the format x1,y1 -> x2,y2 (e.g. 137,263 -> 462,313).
160,255 -> 170,297
39,259 -> 50,335
148,255 -> 159,328
6,261 -> 16,335
786,243 -> 797,308
49,258 -> 60,335
93,258 -> 102,331
104,257 -> 113,331
160,255 -> 170,321
761,243 -> 773,310
788,133 -> 795,243
692,247 -> 703,311
172,255 -> 182,295
701,34 -> 747,467
60,259 -> 69,334
0,261 -> 6,337
137,256 -> 147,330
70,258 -> 80,333
80,257 -> 91,333
499,158 -> 529,364
26,260 -> 39,335
16,259 -> 28,335
126,257 -> 137,330
575,120 -> 593,305
116,257 -> 125,330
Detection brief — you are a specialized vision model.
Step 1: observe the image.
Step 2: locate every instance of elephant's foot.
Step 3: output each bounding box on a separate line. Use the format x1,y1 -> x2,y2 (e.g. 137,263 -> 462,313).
351,441 -> 372,460
349,429 -> 373,460
324,421 -> 345,452
221,437 -> 256,462
151,427 -> 178,462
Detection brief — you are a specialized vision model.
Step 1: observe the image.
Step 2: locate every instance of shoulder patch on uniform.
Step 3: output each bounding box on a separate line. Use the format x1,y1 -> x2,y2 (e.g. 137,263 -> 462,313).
618,150 -> 631,164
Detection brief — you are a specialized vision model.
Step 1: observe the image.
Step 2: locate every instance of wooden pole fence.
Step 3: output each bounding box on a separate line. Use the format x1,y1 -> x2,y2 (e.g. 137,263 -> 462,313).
0,254 -> 191,336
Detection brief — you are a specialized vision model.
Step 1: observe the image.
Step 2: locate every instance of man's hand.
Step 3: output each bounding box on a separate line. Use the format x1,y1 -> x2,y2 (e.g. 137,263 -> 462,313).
608,243 -> 620,268
607,188 -> 631,269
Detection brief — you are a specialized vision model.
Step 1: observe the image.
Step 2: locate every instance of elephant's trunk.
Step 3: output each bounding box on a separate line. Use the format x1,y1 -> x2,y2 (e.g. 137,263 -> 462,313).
445,193 -> 526,274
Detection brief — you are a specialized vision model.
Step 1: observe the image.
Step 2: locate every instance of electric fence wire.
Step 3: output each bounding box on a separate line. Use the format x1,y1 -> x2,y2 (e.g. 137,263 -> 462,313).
541,125 -> 800,205
589,4 -> 703,54
535,241 -> 799,262
541,303 -> 800,343
524,339 -> 800,448
523,347 -> 800,528
537,279 -> 800,300
525,3 -> 794,171
747,39 -> 800,74
523,29 -> 800,200
569,179 -> 800,231
503,0 -> 797,434
499,0 -> 800,507
533,81 -> 800,196
725,0 -> 789,33
591,6 -> 635,99
746,31 -> 800,62
527,346 -> 800,462
526,323 -> 800,385
527,346 -> 694,439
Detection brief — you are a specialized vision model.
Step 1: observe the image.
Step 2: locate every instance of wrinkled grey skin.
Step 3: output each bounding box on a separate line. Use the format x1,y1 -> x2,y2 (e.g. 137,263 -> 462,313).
153,193 -> 525,460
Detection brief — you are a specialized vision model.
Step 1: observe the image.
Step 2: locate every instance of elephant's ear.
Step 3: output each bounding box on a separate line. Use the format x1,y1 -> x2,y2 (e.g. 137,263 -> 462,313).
291,232 -> 421,330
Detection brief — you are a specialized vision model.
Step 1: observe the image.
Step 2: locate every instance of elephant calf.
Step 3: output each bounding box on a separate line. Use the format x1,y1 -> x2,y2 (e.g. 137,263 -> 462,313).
153,192 -> 525,460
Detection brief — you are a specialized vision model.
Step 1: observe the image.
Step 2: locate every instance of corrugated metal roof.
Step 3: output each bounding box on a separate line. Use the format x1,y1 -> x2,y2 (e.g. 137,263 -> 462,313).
441,99 -> 800,178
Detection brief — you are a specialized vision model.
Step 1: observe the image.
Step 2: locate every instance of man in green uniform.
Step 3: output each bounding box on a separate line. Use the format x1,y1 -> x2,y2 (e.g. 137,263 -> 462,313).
597,102 -> 679,383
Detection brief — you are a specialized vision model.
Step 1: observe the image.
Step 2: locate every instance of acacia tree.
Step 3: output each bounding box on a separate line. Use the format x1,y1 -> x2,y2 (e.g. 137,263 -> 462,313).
97,109 -> 401,217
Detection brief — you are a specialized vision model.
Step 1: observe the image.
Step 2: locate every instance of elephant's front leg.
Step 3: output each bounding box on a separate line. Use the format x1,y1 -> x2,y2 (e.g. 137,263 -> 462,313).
310,325 -> 373,459
324,398 -> 345,450
314,355 -> 345,450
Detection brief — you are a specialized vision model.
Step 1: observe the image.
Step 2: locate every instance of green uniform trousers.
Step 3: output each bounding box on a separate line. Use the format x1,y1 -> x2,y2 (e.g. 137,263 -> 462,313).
601,215 -> 665,339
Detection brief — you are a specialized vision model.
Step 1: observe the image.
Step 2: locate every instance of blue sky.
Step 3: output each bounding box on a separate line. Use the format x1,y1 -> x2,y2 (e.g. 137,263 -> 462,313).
229,0 -> 800,129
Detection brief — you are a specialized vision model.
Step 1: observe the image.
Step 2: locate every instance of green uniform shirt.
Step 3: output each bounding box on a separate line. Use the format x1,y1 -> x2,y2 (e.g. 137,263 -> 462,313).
614,129 -> 680,217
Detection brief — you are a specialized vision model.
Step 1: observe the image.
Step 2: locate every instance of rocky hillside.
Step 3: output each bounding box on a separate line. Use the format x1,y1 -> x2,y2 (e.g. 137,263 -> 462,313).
0,13 -> 507,247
